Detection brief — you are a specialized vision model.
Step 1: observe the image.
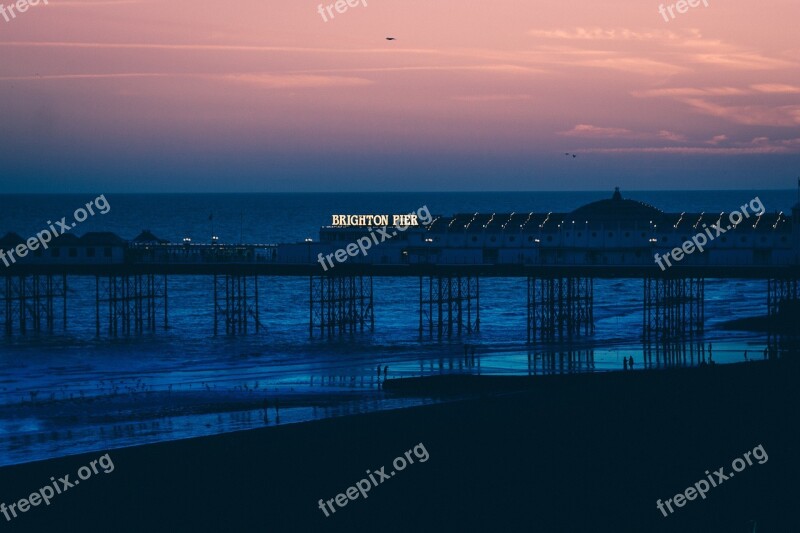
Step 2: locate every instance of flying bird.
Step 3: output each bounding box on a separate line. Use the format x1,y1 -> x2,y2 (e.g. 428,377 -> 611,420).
385,37 -> 396,40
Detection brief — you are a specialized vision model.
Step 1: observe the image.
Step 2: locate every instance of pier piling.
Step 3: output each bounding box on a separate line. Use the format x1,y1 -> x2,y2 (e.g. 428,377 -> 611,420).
2,274 -> 67,335
418,275 -> 479,339
527,277 -> 593,343
309,275 -> 374,338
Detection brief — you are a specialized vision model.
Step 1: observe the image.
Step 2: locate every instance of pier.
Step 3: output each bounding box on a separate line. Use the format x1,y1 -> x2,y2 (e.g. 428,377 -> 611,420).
2,189 -> 799,341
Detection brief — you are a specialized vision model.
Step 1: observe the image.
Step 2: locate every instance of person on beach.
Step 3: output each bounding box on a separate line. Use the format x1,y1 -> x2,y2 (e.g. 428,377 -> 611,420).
744,350 -> 748,361
383,365 -> 388,379
623,358 -> 628,371
629,356 -> 634,369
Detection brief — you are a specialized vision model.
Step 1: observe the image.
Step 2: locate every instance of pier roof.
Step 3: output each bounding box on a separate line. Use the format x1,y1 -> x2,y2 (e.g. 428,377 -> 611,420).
0,232 -> 24,247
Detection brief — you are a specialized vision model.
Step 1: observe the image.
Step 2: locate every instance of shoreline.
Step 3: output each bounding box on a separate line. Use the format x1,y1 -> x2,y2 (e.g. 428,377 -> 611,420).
1,357 -> 797,532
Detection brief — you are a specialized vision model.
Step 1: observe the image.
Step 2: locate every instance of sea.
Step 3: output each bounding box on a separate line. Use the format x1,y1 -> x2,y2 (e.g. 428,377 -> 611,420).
0,190 -> 793,467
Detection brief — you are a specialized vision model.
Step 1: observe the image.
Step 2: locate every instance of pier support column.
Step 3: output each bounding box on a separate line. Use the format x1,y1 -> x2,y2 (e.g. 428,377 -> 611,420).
309,275 -> 373,338
96,274 -> 167,337
213,274 -> 262,336
418,275 -> 479,339
527,277 -> 593,344
767,277 -> 799,355
643,277 -> 704,342
1,274 -> 67,335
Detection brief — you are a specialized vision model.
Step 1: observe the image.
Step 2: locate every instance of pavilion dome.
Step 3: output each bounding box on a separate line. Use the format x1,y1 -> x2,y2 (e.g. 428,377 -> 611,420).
569,187 -> 662,222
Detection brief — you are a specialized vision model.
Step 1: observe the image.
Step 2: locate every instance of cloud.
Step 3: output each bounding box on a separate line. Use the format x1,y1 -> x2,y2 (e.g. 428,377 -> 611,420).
528,28 -> 682,41
657,130 -> 687,142
220,73 -> 373,89
682,98 -> 800,126
452,94 -> 532,102
751,83 -> 800,94
579,146 -> 793,155
51,0 -> 153,5
560,125 -> 686,142
633,87 -> 749,97
578,137 -> 800,155
0,72 -> 375,90
559,124 -> 635,138
690,53 -> 796,70
633,83 -> 800,127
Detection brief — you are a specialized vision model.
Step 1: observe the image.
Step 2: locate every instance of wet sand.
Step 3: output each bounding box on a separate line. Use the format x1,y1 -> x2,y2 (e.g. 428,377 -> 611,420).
0,357 -> 797,532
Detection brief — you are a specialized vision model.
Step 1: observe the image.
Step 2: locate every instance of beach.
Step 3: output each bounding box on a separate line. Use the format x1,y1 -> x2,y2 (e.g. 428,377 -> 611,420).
1,357 -> 796,532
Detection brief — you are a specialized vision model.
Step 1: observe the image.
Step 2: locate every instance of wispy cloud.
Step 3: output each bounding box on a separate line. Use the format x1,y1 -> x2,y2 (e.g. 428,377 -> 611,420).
221,73 -> 373,89
751,83 -> 800,94
528,28 -> 684,41
559,124 -> 635,138
633,87 -> 750,97
578,137 -> 800,155
452,94 -> 532,102
682,98 -> 800,127
0,72 -> 374,90
560,125 -> 686,142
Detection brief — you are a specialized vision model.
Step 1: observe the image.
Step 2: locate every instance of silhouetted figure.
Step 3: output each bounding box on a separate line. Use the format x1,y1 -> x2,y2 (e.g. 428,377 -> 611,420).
383,365 -> 388,379
623,358 -> 628,371
629,356 -> 634,369
744,350 -> 748,361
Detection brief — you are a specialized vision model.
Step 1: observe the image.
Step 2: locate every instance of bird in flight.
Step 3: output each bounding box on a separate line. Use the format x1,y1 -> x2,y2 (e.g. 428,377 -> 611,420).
564,152 -> 578,158
386,37 -> 396,40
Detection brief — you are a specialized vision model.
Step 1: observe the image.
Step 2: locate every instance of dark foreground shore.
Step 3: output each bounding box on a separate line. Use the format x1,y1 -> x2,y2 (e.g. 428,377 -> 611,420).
1,359 -> 798,533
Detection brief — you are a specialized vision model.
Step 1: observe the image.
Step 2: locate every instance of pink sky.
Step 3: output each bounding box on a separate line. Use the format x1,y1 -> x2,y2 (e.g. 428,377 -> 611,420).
1,0 -> 799,191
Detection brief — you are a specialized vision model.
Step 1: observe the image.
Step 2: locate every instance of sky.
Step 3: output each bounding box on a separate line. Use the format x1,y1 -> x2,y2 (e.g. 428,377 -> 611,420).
0,0 -> 799,192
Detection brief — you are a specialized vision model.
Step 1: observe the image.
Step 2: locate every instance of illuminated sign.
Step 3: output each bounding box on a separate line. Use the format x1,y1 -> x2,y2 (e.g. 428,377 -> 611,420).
331,215 -> 419,227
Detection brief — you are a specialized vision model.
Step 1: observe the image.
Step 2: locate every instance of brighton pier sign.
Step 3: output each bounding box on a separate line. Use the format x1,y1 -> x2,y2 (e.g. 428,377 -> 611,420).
331,214 -> 419,227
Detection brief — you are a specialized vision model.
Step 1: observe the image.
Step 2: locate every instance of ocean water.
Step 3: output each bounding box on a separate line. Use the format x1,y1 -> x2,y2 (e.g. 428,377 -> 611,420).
0,191 -> 791,466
